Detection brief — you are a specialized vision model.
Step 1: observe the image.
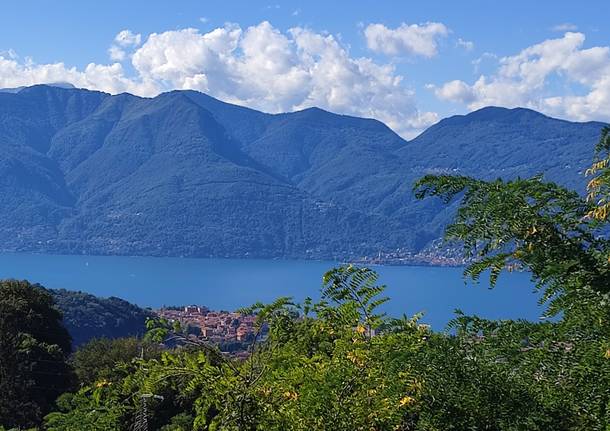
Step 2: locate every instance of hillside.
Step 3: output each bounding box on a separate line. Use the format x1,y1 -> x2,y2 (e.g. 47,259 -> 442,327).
0,85 -> 605,262
50,288 -> 153,347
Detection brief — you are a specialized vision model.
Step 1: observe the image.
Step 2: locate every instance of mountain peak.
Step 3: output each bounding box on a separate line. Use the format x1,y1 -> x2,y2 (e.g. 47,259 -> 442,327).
438,106 -> 550,127
42,82 -> 77,90
471,106 -> 548,120
14,82 -> 77,93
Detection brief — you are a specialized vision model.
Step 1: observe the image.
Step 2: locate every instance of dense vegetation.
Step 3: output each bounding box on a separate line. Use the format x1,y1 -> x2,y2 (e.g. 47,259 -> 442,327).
0,281 -> 73,429
0,85 -> 605,261
1,127 -> 609,429
50,289 -> 153,347
40,260 -> 610,430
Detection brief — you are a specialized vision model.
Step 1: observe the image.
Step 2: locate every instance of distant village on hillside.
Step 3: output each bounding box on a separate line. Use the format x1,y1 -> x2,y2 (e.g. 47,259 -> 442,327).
155,306 -> 264,358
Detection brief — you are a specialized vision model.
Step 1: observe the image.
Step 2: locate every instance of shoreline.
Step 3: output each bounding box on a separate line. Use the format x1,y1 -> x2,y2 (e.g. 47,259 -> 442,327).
0,249 -> 466,268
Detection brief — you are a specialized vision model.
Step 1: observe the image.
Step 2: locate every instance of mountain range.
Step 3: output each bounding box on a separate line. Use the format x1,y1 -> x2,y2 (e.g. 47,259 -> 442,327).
0,84 -> 605,262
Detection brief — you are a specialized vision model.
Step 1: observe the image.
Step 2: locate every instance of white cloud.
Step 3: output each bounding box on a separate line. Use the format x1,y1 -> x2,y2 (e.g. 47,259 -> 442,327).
108,45 -> 126,62
114,30 -> 142,47
552,23 -> 578,32
108,30 -> 142,62
0,22 -> 438,138
199,17 -> 209,24
0,54 -> 159,95
457,38 -> 474,51
432,32 -> 610,122
364,22 -> 449,57
431,80 -> 476,104
130,23 -> 436,136
0,49 -> 17,60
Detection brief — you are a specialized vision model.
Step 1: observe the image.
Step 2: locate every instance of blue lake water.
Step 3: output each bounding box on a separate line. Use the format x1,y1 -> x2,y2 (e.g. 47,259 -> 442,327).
0,253 -> 545,329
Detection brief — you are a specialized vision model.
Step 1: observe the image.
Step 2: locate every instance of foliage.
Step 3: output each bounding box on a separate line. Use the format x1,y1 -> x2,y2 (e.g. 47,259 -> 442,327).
71,337 -> 163,385
411,126 -> 610,429
587,126 -> 610,221
44,267 -> 427,430
43,261 -> 610,430
51,289 -> 154,347
44,386 -> 127,430
0,280 -> 74,429
413,173 -> 610,319
408,313 -> 610,430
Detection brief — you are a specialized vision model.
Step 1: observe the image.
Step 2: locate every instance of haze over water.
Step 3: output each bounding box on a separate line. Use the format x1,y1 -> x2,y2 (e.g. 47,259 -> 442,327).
0,253 -> 542,329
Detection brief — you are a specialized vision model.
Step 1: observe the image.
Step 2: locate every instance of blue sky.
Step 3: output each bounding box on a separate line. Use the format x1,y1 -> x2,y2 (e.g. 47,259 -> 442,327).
2,0 -> 610,137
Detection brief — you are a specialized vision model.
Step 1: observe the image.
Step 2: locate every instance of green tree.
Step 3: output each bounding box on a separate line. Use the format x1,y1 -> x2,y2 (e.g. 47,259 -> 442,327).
414,164 -> 610,320
413,127 -> 610,429
72,336 -> 162,385
42,262 -> 610,429
45,386 -> 127,431
0,279 -> 74,429
586,126 -> 610,221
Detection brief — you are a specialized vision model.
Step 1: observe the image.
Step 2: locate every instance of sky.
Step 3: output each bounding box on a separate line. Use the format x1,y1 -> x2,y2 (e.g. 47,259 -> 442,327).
1,0 -> 610,138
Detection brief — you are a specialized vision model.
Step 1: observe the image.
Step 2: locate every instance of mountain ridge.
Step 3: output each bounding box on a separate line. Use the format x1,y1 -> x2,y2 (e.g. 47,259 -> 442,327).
0,85 -> 605,262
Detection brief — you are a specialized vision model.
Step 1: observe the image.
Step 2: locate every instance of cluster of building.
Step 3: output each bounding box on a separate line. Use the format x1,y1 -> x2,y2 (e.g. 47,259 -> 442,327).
352,247 -> 468,267
155,306 -> 261,355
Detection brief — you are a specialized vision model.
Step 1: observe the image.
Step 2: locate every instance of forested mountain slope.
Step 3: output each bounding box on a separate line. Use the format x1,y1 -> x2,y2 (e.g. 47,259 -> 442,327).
0,85 -> 604,261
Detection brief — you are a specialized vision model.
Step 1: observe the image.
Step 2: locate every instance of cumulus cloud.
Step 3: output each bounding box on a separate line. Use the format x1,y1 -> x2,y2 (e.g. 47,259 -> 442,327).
0,48 -> 17,60
108,30 -> 142,62
130,22 -> 437,136
114,30 -> 142,47
0,22 -> 438,138
108,45 -> 126,62
432,32 -> 610,122
364,22 -> 449,57
430,80 -> 475,104
0,54 -> 159,95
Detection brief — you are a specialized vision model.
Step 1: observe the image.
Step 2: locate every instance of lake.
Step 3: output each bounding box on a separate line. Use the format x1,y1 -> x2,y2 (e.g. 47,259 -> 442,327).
0,253 -> 544,329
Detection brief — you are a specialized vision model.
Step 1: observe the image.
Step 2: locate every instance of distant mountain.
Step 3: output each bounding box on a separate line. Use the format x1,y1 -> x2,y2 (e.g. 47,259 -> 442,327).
0,86 -> 24,94
0,82 -> 75,93
0,85 -> 605,262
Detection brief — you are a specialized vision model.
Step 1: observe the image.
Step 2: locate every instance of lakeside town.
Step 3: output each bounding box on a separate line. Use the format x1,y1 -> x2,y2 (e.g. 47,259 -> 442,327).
155,305 -> 263,358
351,242 -> 468,267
